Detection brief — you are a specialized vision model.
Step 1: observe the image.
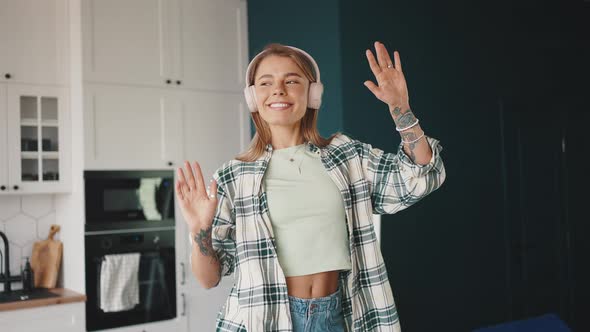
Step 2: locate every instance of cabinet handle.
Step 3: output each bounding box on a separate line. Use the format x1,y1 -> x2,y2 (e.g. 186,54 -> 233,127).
180,262 -> 186,285
4,73 -> 11,79
0,185 -> 6,191
176,80 -> 181,85
167,161 -> 173,166
166,79 -> 172,84
13,185 -> 19,190
181,293 -> 186,316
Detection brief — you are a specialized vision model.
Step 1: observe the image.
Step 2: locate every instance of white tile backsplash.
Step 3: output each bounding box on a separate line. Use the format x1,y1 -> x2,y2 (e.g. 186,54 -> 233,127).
0,195 -> 58,278
0,196 -> 21,220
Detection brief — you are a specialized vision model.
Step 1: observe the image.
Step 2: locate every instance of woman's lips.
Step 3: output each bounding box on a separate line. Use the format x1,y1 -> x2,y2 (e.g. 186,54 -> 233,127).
268,103 -> 293,111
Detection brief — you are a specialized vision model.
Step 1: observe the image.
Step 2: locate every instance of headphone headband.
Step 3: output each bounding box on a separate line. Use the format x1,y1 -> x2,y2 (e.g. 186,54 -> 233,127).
245,45 -> 322,86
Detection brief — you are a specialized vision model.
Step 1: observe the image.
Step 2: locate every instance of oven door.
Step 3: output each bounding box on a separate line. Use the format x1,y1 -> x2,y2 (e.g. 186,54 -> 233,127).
84,229 -> 177,331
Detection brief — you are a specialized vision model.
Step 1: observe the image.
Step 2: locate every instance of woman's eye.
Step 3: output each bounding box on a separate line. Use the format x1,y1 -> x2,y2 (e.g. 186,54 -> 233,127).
286,80 -> 298,84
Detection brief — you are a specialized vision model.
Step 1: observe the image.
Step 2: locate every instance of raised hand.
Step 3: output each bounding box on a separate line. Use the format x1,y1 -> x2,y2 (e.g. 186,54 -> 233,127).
175,161 -> 218,234
364,41 -> 410,109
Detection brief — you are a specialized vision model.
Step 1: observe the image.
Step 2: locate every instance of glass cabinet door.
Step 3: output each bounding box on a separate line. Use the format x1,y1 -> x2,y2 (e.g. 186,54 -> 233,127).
41,96 -> 60,181
18,95 -> 60,183
19,95 -> 40,182
7,85 -> 67,192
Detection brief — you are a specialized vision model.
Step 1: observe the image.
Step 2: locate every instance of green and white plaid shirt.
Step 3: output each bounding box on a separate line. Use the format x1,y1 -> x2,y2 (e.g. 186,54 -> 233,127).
210,133 -> 446,332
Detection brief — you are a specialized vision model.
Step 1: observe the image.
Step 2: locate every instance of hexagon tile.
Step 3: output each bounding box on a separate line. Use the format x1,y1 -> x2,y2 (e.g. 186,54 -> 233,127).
0,195 -> 57,285
0,196 -> 21,220
22,195 -> 54,218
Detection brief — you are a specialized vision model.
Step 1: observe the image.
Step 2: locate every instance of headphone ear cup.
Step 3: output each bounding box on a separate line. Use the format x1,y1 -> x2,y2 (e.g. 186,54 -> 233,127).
308,82 -> 324,110
244,85 -> 258,112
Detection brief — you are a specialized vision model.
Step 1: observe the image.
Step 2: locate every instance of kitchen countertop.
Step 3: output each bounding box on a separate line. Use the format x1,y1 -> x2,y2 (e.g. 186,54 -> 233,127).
0,288 -> 86,312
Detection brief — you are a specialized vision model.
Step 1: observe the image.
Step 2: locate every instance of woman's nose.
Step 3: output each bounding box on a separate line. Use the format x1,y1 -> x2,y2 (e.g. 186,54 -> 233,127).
273,84 -> 286,95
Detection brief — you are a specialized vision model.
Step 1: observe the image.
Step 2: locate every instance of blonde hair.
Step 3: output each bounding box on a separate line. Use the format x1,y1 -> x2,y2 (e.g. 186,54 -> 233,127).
235,43 -> 341,162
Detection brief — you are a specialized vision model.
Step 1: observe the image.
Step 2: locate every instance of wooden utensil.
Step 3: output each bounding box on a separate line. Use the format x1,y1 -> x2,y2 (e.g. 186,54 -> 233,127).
31,224 -> 63,288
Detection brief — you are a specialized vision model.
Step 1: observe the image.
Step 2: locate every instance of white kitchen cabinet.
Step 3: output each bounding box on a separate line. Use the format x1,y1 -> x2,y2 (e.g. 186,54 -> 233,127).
81,0 -> 178,88
183,274 -> 236,331
178,219 -> 236,332
86,317 -> 186,332
0,302 -> 85,332
84,85 -> 247,172
177,0 -> 247,92
0,0 -> 69,86
0,84 -> 71,194
175,90 -> 248,331
0,86 -> 7,191
84,83 -> 184,170
82,0 -> 247,93
179,90 -> 248,178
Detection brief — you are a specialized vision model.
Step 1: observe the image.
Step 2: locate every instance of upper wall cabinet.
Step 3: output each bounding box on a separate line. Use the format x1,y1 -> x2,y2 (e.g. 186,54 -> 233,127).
82,0 -> 177,88
0,0 -> 69,86
82,0 -> 247,93
84,83 -> 184,170
0,84 -> 71,194
177,0 -> 247,92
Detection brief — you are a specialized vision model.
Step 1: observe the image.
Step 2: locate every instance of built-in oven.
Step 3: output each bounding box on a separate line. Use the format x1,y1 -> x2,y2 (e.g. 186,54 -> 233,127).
84,227 -> 177,331
84,170 -> 178,331
84,170 -> 175,232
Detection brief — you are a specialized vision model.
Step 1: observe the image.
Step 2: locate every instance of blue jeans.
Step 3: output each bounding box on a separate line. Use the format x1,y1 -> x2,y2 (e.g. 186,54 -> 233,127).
288,284 -> 346,332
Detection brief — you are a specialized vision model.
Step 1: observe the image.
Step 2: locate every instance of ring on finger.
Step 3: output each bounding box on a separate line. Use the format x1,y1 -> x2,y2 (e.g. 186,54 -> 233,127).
387,63 -> 394,68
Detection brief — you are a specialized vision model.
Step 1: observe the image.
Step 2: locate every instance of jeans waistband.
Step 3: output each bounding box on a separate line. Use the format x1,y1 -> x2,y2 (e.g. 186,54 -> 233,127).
288,285 -> 341,315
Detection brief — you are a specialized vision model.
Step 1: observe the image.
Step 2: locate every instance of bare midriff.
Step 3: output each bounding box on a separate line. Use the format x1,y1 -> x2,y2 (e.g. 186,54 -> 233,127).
286,270 -> 340,299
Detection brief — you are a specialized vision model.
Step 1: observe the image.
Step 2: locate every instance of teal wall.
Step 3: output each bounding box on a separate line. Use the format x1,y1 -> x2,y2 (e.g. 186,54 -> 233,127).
246,0 -> 343,138
338,1 -> 508,330
247,0 -> 588,331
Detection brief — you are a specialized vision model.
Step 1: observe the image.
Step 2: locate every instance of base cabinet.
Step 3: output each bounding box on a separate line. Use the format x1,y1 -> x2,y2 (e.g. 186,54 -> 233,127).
0,302 -> 85,332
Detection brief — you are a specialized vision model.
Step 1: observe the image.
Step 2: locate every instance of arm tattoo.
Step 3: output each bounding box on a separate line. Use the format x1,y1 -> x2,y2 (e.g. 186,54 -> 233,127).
193,225 -> 223,286
194,225 -> 221,265
391,106 -> 403,117
394,109 -> 417,129
400,131 -> 418,162
195,225 -> 214,256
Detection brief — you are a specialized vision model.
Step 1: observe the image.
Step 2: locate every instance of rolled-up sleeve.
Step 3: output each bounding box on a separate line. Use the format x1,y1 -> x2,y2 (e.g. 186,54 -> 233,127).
189,171 -> 236,278
353,136 -> 446,215
210,173 -> 236,277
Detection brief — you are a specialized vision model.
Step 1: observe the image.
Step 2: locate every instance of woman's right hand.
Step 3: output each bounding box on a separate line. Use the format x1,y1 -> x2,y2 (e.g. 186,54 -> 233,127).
176,161 -> 218,234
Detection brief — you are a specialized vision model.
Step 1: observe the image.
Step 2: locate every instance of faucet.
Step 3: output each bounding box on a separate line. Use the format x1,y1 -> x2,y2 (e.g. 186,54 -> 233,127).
0,231 -> 11,292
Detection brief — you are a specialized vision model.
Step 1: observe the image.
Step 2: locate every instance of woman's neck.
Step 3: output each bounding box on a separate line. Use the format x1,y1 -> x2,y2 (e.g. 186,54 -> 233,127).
272,139 -> 305,150
270,127 -> 305,150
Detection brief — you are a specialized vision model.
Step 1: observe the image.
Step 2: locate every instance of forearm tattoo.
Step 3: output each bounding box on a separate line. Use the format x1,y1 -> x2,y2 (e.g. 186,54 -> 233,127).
195,225 -> 214,255
194,225 -> 222,282
391,106 -> 420,162
400,130 -> 419,161
391,106 -> 403,118
391,106 -> 417,129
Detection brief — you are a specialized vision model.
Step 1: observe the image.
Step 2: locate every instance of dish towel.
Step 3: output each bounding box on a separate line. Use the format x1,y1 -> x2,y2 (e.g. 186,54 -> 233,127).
99,253 -> 141,312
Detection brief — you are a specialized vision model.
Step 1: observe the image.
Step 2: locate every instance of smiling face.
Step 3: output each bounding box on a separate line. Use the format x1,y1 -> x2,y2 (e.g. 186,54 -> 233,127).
253,55 -> 310,130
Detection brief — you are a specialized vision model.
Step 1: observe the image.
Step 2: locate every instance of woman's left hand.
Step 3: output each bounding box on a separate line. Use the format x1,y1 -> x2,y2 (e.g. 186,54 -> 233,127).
364,41 -> 410,108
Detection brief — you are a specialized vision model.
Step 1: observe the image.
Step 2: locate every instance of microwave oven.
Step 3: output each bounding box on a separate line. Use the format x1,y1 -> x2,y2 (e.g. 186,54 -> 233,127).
84,170 -> 175,231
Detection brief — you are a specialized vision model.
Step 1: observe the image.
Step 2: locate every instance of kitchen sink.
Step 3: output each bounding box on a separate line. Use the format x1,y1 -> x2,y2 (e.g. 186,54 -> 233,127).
0,288 -> 60,303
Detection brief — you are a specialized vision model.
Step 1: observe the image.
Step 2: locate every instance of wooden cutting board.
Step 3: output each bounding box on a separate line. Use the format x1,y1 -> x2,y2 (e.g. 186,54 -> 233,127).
31,224 -> 63,288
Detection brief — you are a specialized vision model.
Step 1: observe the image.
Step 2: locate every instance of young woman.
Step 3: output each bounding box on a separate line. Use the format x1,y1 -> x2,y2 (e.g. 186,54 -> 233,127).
176,42 -> 446,332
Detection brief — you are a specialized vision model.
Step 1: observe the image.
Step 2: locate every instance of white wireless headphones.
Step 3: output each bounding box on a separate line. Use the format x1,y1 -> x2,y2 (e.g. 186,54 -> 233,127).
243,45 -> 324,113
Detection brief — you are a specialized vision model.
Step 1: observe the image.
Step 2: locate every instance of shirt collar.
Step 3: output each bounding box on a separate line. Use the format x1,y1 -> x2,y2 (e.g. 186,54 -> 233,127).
264,141 -> 320,153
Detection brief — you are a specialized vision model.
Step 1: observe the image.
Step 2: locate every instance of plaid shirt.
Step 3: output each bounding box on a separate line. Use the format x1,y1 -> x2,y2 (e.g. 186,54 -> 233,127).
210,133 -> 446,332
